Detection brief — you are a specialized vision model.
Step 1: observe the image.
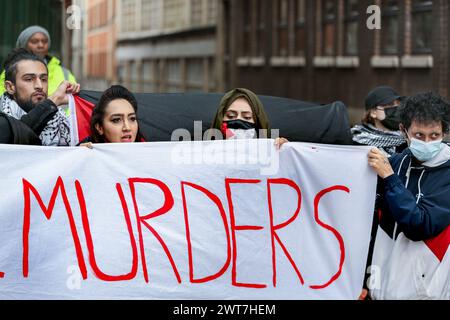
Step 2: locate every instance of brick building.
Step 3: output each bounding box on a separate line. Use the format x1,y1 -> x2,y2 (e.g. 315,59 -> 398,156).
83,0 -> 118,90
116,0 -> 223,93
221,0 -> 447,123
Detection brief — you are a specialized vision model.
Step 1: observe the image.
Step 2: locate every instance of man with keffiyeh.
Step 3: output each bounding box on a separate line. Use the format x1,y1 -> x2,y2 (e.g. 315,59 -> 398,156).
0,48 -> 79,146
0,25 -> 76,97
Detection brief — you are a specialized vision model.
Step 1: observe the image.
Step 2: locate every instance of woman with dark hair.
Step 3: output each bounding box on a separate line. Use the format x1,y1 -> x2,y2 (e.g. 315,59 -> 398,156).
211,88 -> 287,148
80,85 -> 145,147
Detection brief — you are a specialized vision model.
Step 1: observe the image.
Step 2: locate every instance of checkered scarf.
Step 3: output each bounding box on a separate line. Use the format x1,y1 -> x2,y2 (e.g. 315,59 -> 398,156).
0,94 -> 71,146
351,124 -> 406,156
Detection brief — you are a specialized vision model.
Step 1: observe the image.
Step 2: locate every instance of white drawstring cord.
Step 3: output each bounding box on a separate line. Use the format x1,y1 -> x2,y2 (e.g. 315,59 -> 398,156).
416,170 -> 425,204
398,155 -> 408,175
392,155 -> 410,240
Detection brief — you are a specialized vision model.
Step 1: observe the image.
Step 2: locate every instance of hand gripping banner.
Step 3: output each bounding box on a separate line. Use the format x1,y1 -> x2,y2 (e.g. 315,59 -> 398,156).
0,140 -> 376,299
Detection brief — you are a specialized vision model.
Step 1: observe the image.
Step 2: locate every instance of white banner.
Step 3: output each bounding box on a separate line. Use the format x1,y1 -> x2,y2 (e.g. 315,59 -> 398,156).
0,140 -> 376,299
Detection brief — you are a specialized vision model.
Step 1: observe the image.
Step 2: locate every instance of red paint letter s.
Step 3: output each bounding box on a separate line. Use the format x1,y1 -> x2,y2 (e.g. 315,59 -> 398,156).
310,185 -> 349,290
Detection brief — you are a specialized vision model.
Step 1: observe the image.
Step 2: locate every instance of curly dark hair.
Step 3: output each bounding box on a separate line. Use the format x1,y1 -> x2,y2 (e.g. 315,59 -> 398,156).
399,92 -> 450,134
90,85 -> 145,143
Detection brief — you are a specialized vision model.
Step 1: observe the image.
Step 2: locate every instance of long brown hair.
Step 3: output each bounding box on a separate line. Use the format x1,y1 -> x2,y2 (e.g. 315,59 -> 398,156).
362,109 -> 376,126
211,88 -> 271,138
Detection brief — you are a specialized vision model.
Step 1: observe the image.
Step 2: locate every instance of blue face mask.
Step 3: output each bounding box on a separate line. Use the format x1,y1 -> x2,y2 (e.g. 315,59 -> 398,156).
409,138 -> 443,162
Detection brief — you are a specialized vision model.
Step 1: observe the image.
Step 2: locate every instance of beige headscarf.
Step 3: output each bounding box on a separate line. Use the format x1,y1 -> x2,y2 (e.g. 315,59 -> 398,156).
211,88 -> 271,138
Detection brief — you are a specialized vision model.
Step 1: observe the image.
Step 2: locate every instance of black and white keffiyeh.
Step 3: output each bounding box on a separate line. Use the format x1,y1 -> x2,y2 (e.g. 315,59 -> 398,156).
0,94 -> 71,146
351,123 -> 406,156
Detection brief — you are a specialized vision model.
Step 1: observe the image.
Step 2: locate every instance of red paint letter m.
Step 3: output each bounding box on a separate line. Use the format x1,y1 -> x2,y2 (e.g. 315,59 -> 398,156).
22,177 -> 87,279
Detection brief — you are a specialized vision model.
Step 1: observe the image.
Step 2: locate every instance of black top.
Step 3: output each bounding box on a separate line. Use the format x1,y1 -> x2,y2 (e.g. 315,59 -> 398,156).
0,114 -> 12,143
78,91 -> 353,145
0,99 -> 59,145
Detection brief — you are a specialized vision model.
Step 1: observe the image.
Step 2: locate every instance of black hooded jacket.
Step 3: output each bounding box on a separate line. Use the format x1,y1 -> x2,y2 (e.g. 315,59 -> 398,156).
0,99 -> 59,145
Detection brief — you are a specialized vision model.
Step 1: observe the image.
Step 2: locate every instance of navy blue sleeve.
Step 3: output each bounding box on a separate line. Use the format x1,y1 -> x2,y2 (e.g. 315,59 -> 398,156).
383,174 -> 450,241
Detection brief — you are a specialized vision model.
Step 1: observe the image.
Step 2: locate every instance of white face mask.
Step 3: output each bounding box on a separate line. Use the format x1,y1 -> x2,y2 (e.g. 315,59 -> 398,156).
408,137 -> 443,162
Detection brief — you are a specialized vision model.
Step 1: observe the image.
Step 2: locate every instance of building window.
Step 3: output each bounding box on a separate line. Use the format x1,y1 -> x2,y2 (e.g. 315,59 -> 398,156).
99,1 -> 108,27
186,59 -> 204,92
129,61 -> 140,92
255,0 -> 266,56
411,0 -> 433,54
191,0 -> 203,27
166,60 -> 181,93
208,58 -> 216,91
276,0 -> 289,56
121,0 -> 137,33
381,0 -> 400,55
164,0 -> 187,30
322,0 -> 336,56
142,0 -> 161,31
99,52 -> 107,77
242,0 -> 251,56
294,0 -> 306,56
142,60 -> 155,92
344,0 -> 359,56
117,65 -> 126,85
88,5 -> 94,29
88,53 -> 94,77
207,0 -> 217,25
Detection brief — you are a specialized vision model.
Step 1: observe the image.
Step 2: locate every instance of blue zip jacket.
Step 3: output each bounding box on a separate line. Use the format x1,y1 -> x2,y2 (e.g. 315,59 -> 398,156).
380,144 -> 450,241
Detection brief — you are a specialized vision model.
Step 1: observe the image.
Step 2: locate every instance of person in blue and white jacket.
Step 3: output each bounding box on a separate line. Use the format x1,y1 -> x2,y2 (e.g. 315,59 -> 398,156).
367,92 -> 450,300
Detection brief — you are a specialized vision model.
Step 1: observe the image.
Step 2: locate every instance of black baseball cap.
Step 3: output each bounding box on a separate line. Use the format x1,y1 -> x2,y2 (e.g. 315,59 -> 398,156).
365,86 -> 402,110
